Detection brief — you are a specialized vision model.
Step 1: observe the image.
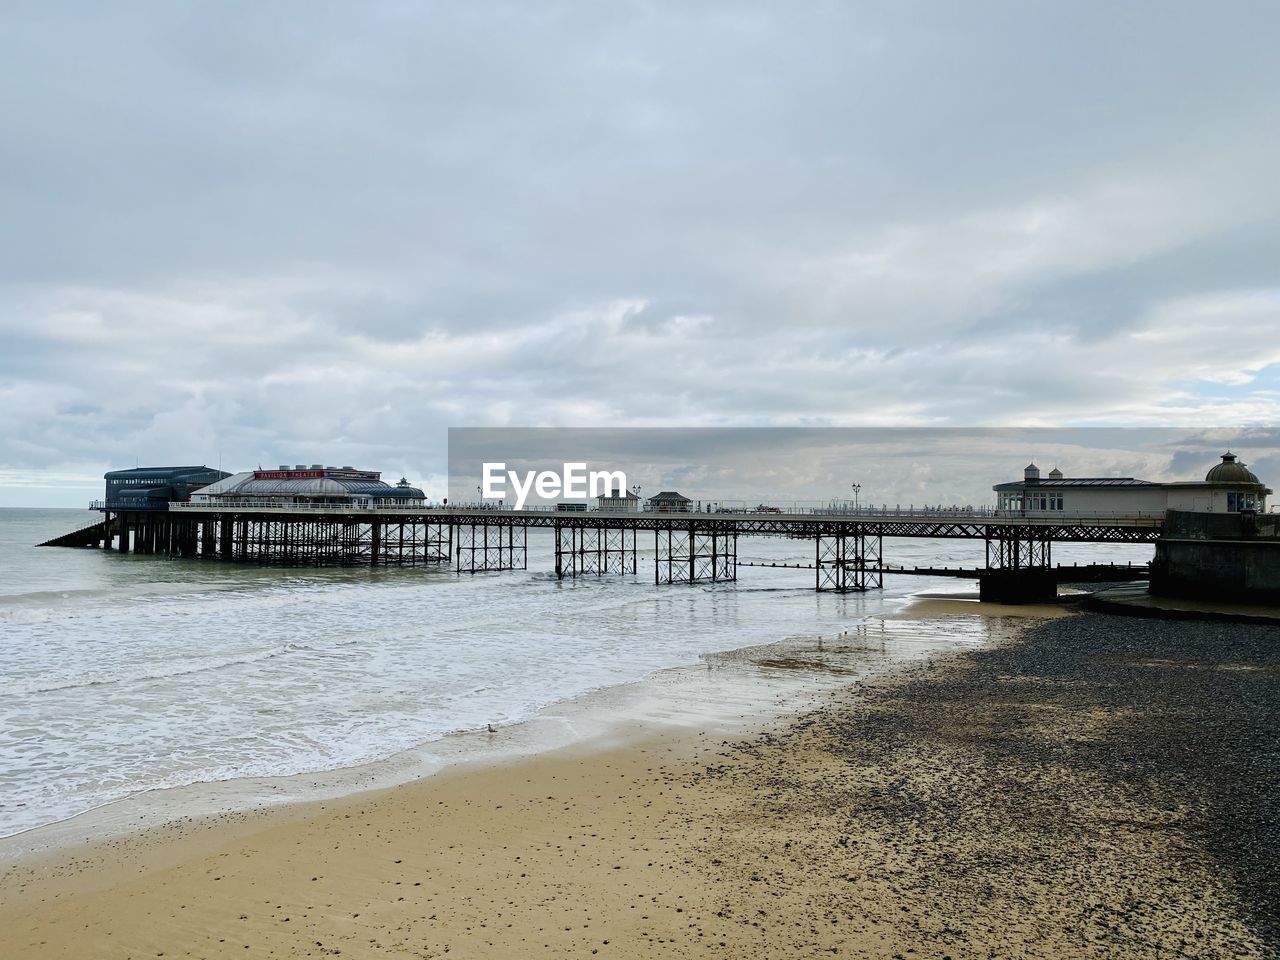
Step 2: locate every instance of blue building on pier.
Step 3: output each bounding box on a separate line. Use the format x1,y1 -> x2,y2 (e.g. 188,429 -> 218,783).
96,466 -> 231,511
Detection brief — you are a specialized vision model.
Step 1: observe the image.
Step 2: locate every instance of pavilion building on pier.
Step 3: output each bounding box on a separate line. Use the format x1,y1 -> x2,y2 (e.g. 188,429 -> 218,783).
188,465 -> 425,509
994,453 -> 1270,517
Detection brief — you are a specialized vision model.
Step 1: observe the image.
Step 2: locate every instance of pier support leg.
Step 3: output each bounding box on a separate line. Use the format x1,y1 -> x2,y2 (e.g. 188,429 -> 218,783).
978,569 -> 1057,603
981,529 -> 1054,603
218,517 -> 233,560
455,522 -> 526,574
654,523 -> 736,584
815,526 -> 883,593
556,524 -> 637,578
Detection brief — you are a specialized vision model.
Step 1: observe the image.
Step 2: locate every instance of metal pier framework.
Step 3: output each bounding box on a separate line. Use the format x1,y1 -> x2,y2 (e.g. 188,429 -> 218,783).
63,507 -> 1163,602
555,523 -> 638,578
456,522 -> 526,574
816,526 -> 883,593
653,524 -> 737,584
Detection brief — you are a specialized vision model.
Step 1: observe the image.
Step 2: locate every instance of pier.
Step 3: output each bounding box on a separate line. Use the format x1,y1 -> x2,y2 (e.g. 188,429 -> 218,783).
49,503 -> 1165,603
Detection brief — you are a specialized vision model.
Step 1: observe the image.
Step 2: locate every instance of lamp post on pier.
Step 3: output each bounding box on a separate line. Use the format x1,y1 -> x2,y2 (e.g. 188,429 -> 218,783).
851,483 -> 861,513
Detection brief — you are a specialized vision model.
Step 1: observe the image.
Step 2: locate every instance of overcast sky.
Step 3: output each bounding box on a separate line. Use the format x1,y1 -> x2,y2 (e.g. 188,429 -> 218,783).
2,2 -> 1279,506
448,427 -> 1280,506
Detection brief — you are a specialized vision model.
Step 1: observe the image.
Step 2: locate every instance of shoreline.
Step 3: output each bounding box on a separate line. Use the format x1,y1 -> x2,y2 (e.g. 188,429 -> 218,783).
8,599 -> 1267,958
0,602 -> 1040,958
0,590 -> 992,865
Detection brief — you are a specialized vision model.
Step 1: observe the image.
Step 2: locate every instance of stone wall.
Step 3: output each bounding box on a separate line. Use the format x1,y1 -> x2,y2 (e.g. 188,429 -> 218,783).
1151,510 -> 1280,603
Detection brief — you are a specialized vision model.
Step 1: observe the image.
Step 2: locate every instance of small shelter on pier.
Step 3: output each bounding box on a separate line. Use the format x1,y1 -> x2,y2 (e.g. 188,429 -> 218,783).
647,490 -> 692,513
596,490 -> 641,512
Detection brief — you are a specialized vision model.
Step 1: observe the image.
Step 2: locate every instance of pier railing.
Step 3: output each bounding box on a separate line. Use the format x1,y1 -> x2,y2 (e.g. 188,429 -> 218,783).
90,499 -> 170,511
165,499 -> 1167,522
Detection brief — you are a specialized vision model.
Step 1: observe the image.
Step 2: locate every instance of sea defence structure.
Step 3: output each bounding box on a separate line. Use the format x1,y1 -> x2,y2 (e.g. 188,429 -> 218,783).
1151,509 -> 1280,604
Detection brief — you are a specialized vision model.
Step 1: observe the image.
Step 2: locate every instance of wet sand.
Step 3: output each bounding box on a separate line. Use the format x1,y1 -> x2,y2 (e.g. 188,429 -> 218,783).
2,604 -> 1275,958
888,590 -> 1075,620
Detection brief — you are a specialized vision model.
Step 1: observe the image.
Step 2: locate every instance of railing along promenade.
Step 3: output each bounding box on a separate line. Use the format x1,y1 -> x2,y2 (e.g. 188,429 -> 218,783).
163,499 -> 1164,524
162,500 -> 1163,543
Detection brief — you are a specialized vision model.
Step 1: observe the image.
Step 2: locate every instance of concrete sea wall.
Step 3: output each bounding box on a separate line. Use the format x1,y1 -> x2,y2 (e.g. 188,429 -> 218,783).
1151,510 -> 1280,604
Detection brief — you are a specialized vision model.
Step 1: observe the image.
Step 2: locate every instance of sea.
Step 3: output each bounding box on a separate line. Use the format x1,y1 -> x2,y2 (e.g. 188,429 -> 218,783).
0,507 -> 1153,847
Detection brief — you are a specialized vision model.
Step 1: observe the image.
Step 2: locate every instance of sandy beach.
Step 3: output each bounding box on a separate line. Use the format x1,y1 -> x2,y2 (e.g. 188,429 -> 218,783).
2,603 -> 1276,959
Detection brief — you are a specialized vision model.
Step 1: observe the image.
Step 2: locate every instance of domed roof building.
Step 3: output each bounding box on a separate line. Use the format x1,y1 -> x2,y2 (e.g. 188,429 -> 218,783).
1205,452 -> 1256,483
994,453 -> 1271,516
